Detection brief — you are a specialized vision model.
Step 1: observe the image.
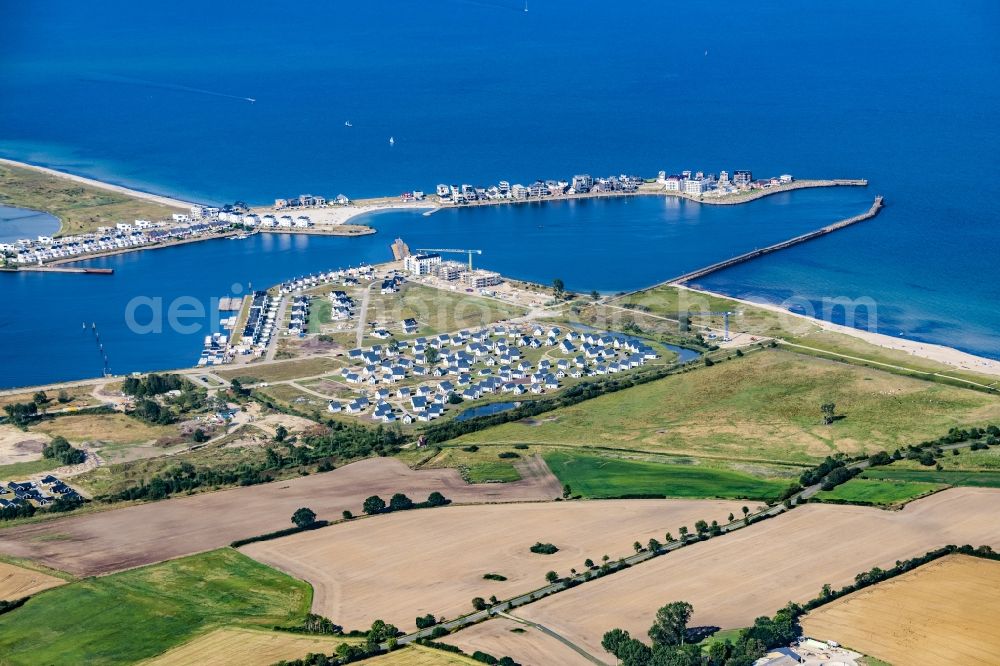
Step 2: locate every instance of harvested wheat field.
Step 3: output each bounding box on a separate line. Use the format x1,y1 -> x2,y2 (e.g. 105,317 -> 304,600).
241,499 -> 743,632
0,560 -> 65,600
491,488 -> 1000,664
801,554 -> 1000,666
361,645 -> 481,665
0,457 -> 560,577
142,627 -> 355,666
445,617 -> 594,666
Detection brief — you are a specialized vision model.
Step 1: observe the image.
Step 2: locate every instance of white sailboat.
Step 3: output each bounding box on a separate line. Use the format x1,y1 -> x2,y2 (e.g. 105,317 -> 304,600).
344,120 -> 352,127
389,136 -> 395,146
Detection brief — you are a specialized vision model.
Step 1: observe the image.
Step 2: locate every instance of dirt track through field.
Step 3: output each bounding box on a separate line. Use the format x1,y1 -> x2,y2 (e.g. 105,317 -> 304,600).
0,457 -> 560,576
801,554 -> 1000,666
463,488 -> 1000,665
241,499 -> 744,632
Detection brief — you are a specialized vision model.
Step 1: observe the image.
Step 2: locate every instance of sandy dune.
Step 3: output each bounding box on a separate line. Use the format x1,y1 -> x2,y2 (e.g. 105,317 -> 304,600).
241,499 -> 743,632
0,457 -> 560,576
460,488 -> 1000,665
801,554 -> 1000,666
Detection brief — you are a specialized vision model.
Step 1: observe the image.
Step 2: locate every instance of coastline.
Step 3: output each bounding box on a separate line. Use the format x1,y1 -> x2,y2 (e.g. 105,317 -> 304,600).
8,157 -> 997,386
0,157 -> 196,210
676,284 -> 1000,378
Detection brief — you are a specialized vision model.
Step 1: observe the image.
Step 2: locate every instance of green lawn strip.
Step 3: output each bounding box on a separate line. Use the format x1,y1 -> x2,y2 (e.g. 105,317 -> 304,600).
813,477 -> 946,506
0,548 -> 311,666
0,458 -> 59,479
699,628 -> 745,652
862,467 -> 1000,488
463,461 -> 522,483
543,451 -> 789,500
307,299 -> 332,334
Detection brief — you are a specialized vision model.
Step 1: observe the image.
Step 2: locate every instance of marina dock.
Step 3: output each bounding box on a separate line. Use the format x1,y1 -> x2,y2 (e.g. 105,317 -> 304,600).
666,195 -> 884,285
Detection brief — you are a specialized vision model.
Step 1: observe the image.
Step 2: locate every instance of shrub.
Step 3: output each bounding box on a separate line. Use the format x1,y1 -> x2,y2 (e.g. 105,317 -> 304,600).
530,542 -> 559,554
483,573 -> 508,581
498,452 -> 520,459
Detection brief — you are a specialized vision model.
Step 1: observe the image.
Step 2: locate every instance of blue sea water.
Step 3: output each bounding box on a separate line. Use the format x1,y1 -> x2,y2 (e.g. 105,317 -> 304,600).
0,205 -> 60,243
1,0 -> 999,386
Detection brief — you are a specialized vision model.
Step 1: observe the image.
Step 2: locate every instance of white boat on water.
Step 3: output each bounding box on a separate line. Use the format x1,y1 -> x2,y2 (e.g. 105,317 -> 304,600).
389,136 -> 395,146
345,121 -> 352,127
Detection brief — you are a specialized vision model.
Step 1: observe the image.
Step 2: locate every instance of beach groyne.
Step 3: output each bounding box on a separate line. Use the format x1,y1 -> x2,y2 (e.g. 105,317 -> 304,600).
665,195 -> 884,286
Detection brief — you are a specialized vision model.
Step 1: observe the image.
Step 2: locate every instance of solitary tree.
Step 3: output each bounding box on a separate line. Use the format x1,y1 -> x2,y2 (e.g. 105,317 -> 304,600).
342,510 -> 354,520
552,278 -> 565,298
545,570 -> 559,584
562,483 -> 572,498
291,507 -> 317,528
32,391 -> 49,406
57,389 -> 72,404
363,495 -> 386,515
665,532 -> 674,542
590,290 -> 600,301
648,538 -> 662,552
389,493 -> 414,511
648,601 -> 694,647
694,520 -> 709,535
425,346 -> 440,365
584,558 -> 595,569
274,424 -> 288,442
633,541 -> 643,554
728,512 -> 735,522
678,526 -> 689,541
821,402 -> 837,425
741,506 -> 750,517
471,597 -> 488,611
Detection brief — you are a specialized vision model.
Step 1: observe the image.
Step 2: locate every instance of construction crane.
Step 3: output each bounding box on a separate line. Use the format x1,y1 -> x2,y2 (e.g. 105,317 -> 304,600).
683,311 -> 736,342
415,248 -> 483,272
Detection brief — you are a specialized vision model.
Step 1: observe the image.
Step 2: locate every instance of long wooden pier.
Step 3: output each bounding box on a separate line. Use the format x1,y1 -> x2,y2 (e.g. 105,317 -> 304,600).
664,195 -> 884,286
15,266 -> 114,275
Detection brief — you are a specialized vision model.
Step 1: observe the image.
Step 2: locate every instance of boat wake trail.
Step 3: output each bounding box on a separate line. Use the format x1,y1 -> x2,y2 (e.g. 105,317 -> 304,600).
86,74 -> 256,103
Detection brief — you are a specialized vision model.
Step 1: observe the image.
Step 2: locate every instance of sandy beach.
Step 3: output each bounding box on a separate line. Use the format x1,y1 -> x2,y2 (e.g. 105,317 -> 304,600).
252,201 -> 435,228
679,285 -> 1000,378
0,157 -> 194,210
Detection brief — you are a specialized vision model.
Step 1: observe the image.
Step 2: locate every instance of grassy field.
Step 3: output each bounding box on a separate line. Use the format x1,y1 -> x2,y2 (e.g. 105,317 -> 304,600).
862,467 -> 1000,488
456,350 -> 1000,464
307,298 -> 332,334
0,386 -> 99,410
543,451 -> 791,500
143,627 -> 359,666
73,435 -> 270,497
365,283 -> 525,338
0,457 -> 59,479
215,357 -> 343,383
33,413 -> 176,447
415,446 -> 526,483
0,549 -> 310,665
0,162 -> 184,236
814,477 -> 946,505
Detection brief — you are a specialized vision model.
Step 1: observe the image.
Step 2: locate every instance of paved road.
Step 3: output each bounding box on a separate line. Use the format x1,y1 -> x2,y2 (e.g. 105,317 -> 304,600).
356,282 -> 374,348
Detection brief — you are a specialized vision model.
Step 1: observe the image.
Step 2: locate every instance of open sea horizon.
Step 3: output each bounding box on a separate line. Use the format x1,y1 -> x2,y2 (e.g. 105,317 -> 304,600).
2,0 -> 999,387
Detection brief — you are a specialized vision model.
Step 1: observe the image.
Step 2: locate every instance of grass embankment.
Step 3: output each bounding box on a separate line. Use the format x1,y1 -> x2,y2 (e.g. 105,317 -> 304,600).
0,549 -> 310,666
813,478 -> 946,506
214,356 -> 344,384
544,451 -> 790,500
454,350 -> 1000,465
860,445 -> 1000,489
0,458 -> 59,479
0,162 -> 184,236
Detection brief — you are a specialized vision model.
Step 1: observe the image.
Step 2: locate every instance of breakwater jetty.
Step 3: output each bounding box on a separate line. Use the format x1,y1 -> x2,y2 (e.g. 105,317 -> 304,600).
666,195 -> 884,285
15,266 -> 115,275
